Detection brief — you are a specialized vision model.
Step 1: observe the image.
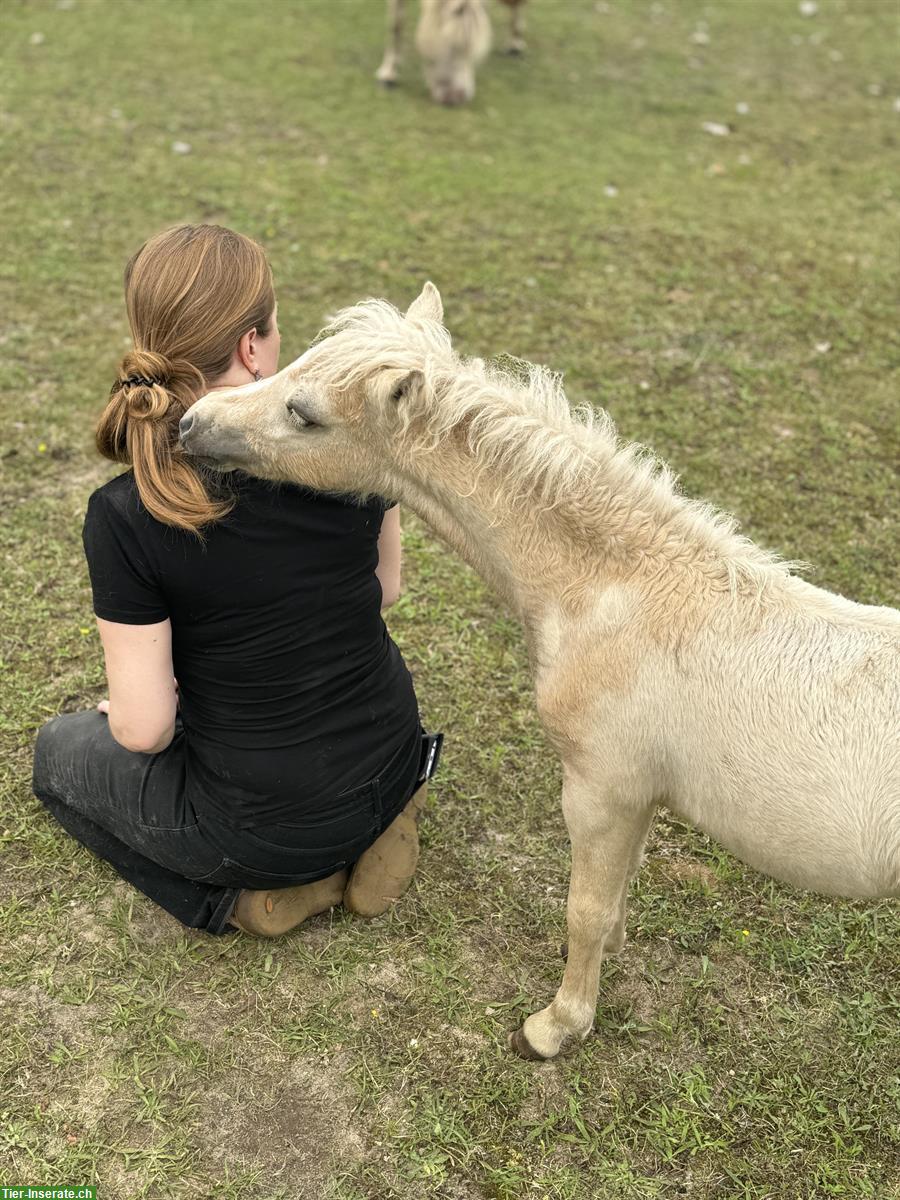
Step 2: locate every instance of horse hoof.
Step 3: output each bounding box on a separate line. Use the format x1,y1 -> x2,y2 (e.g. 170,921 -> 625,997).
509,1027 -> 550,1061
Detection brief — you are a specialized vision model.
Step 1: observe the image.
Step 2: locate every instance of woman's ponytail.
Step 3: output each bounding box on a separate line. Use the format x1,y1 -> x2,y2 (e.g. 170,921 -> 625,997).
97,348 -> 232,535
95,223 -> 275,536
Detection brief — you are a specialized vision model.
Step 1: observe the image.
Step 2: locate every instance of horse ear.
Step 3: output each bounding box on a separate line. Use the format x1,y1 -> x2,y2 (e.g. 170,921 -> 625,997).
388,369 -> 426,407
406,282 -> 444,325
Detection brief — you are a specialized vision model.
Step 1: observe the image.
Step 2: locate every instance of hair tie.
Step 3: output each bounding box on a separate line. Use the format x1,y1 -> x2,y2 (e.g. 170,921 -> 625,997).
111,375 -> 165,395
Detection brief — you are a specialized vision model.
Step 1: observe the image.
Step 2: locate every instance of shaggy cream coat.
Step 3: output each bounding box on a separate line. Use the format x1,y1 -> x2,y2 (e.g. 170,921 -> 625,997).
183,284 -> 900,1061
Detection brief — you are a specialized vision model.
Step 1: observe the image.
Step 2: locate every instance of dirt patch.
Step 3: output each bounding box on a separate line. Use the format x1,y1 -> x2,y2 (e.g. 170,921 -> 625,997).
1,983 -> 126,1147
516,1059 -> 571,1123
192,1051 -> 364,1187
0,983 -> 103,1046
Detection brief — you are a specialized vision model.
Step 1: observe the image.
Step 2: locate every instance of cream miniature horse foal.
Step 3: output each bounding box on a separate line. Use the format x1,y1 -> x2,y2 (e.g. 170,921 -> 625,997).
377,0 -> 526,105
182,284 -> 900,1061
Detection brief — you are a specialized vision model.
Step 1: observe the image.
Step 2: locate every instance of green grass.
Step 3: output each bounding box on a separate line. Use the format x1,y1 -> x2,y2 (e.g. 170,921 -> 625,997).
1,0 -> 898,1196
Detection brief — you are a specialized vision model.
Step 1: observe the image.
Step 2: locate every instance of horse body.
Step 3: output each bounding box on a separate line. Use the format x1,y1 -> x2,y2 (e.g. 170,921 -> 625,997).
182,283 -> 900,1060
377,0 -> 525,105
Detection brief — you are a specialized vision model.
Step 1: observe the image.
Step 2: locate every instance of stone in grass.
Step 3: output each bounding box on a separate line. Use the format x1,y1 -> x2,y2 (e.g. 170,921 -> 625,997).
799,0 -> 818,15
702,121 -> 730,137
171,141 -> 192,155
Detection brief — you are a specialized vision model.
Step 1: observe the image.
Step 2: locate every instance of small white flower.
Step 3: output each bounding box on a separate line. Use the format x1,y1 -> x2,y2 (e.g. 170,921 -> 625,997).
799,0 -> 818,15
815,341 -> 831,354
171,140 -> 192,155
736,101 -> 750,115
603,184 -> 619,197
29,31 -> 46,45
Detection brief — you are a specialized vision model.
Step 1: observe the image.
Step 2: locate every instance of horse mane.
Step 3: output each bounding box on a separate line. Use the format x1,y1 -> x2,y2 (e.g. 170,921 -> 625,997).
313,299 -> 805,590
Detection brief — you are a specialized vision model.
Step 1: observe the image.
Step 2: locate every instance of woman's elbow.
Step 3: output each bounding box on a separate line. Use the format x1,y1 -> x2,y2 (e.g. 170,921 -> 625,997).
110,719 -> 175,755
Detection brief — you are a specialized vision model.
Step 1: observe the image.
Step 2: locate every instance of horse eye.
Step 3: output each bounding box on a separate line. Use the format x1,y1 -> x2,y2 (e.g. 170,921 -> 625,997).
286,398 -> 316,428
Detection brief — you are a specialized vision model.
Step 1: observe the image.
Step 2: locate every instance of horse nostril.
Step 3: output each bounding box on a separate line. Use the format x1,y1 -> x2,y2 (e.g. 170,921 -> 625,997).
179,412 -> 195,440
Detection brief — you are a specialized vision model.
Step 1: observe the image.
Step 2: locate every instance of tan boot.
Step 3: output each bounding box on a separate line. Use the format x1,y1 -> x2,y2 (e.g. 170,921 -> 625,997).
343,784 -> 428,917
228,868 -> 348,937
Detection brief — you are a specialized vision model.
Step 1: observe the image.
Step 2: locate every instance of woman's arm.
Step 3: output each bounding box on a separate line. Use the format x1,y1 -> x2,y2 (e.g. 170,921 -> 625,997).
96,617 -> 178,753
375,505 -> 402,609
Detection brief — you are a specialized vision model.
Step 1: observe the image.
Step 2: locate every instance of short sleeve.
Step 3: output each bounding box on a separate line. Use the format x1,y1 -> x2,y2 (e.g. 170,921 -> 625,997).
82,488 -> 169,624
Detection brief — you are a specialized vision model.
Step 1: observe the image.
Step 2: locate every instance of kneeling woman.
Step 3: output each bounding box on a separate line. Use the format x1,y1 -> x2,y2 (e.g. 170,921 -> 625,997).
32,223 -> 441,937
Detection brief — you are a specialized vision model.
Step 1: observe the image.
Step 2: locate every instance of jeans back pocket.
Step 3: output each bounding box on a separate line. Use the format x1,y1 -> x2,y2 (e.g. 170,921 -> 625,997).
239,778 -> 381,856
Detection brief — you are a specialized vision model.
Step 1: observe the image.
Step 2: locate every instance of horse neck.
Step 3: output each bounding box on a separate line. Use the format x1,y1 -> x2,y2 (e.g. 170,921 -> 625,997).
385,365 -> 785,626
391,422 -> 688,626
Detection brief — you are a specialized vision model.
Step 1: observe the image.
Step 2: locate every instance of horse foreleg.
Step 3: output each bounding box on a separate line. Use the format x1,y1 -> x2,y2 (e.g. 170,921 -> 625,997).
376,0 -> 406,86
499,0 -> 526,55
511,770 -> 655,1061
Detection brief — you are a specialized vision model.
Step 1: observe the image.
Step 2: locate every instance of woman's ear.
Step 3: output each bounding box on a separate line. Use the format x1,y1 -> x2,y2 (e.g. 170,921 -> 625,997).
237,327 -> 258,375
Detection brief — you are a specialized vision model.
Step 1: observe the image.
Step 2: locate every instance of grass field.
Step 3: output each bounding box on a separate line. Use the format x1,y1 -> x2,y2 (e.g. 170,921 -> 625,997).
1,0 -> 898,1196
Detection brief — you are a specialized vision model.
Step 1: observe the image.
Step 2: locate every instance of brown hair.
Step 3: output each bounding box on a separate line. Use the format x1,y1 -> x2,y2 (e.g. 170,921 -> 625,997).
96,223 -> 275,533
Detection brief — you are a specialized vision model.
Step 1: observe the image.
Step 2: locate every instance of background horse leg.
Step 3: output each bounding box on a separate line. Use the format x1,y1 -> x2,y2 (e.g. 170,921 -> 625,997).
376,0 -> 406,86
498,0 -> 526,55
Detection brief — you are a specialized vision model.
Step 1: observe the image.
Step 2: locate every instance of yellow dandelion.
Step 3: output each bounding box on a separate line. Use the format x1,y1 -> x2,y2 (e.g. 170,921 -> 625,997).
37,442 -> 47,453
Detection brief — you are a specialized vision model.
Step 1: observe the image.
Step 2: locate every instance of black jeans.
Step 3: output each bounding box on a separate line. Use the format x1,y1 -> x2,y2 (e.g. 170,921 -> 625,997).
32,711 -> 437,936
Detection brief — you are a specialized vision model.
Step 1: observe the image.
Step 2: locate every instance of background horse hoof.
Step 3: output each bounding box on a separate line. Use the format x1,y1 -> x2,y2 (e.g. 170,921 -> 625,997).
509,1026 -> 550,1061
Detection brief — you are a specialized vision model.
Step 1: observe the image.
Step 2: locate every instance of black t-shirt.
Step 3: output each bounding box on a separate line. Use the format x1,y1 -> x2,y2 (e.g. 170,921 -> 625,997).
82,470 -> 420,827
